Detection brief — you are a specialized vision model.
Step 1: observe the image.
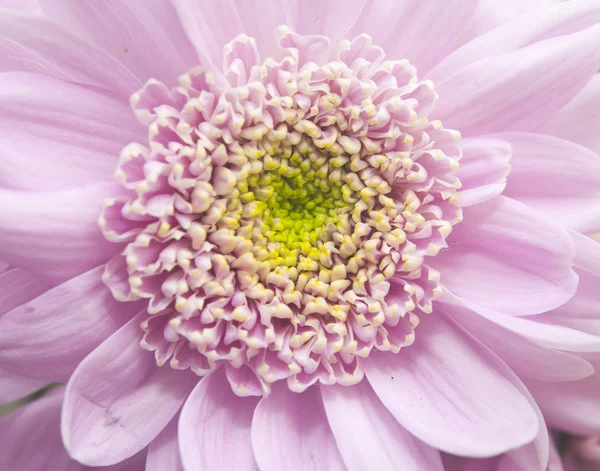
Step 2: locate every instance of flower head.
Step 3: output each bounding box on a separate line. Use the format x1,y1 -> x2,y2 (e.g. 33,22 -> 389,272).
1,1 -> 600,471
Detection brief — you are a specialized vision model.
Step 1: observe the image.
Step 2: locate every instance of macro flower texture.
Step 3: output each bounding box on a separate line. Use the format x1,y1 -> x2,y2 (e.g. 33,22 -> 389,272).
1,0 -> 600,470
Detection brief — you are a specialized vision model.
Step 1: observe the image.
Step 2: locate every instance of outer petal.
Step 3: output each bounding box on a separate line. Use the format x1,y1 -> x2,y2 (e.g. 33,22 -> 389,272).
179,368 -> 259,471
345,0 -> 478,74
434,25 -> 600,136
252,384 -> 345,471
61,311 -> 198,466
443,302 -> 594,382
146,413 -> 184,471
430,196 -> 578,316
0,267 -> 142,382
0,183 -> 123,282
364,315 -> 539,457
321,380 -> 443,471
0,388 -> 83,471
541,75 -> 600,156
0,370 -> 46,404
39,0 -> 198,87
0,14 -> 140,98
457,137 -> 512,207
430,1 -> 600,82
0,72 -> 142,191
501,133 -> 600,233
0,268 -> 47,319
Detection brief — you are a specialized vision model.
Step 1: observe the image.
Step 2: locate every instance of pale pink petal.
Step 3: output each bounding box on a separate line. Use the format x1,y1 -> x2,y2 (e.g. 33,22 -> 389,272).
548,437 -> 565,471
0,267 -> 142,382
252,384 -> 345,471
0,0 -> 38,12
501,133 -> 600,233
146,413 -> 184,471
0,268 -> 47,319
0,72 -> 142,191
0,369 -> 46,404
430,196 -> 578,316
441,290 -> 600,353
346,0 -> 478,74
442,301 -> 594,383
285,0 -> 366,40
62,311 -> 198,466
434,25 -> 600,136
0,388 -> 83,471
457,137 -> 512,207
179,368 -> 259,471
541,74 -> 600,156
321,380 -> 443,471
39,0 -> 198,87
430,1 -> 600,82
0,14 -> 140,98
0,184 -> 123,283
525,353 -> 600,436
364,315 -> 539,457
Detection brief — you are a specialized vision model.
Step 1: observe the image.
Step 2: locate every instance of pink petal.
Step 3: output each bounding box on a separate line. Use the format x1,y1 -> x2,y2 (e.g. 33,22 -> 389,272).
364,315 -> 539,457
146,413 -> 184,471
0,267 -> 142,382
542,75 -> 600,156
179,368 -> 259,471
434,24 -> 600,136
0,369 -> 46,404
39,0 -> 198,87
442,301 -> 594,382
457,137 -> 512,207
0,183 -> 123,283
252,384 -> 345,471
442,290 -> 600,353
0,72 -> 142,191
62,311 -> 198,466
0,388 -> 83,471
430,1 -> 600,82
320,380 -> 443,471
0,0 -> 38,12
0,268 -> 47,319
345,0 -> 478,74
0,14 -> 140,98
525,353 -> 600,436
430,196 -> 578,316
501,133 -> 600,233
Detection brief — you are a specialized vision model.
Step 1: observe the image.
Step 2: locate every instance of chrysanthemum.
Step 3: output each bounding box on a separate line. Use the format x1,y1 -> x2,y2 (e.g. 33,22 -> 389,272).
1,1 -> 600,470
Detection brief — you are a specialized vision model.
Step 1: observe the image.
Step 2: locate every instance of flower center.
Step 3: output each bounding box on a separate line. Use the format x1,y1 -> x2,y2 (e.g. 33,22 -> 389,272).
99,27 -> 462,395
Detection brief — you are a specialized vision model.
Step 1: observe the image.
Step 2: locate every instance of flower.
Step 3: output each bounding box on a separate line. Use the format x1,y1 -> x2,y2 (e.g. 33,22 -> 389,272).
0,1 -> 600,470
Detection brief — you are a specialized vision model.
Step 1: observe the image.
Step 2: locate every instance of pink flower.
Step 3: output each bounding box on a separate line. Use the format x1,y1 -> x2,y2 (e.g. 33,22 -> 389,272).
1,1 -> 600,470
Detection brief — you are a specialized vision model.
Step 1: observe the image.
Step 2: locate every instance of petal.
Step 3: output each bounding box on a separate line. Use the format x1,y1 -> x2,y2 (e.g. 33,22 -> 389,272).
0,72 -> 142,191
0,369 -> 46,404
0,267 -> 142,382
430,1 -> 600,82
524,353 -> 600,436
457,137 -> 512,207
252,384 -> 345,471
434,24 -> 600,136
62,311 -> 198,466
179,368 -> 259,471
0,183 -> 123,283
39,0 -> 198,87
0,0 -> 38,12
0,14 -> 140,98
364,315 -> 539,457
346,0 -> 479,74
430,196 -> 578,316
501,133 -> 600,233
442,290 -> 600,353
146,413 -> 184,471
321,380 -> 443,471
0,268 -> 47,319
0,388 -> 83,471
442,301 -> 594,382
541,74 -> 600,156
